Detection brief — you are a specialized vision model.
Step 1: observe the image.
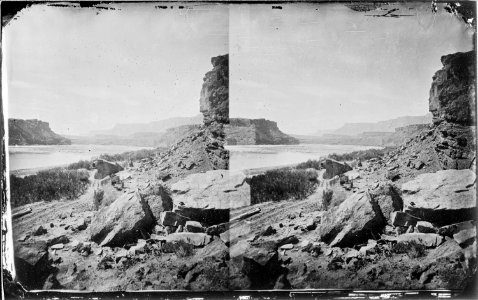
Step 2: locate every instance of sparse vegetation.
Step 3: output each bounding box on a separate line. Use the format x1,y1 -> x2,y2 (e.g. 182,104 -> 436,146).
67,159 -> 92,170
98,148 -> 166,163
296,159 -> 322,170
392,241 -> 427,258
162,241 -> 194,257
322,189 -> 333,209
328,147 -> 395,162
9,168 -> 89,207
250,168 -> 317,204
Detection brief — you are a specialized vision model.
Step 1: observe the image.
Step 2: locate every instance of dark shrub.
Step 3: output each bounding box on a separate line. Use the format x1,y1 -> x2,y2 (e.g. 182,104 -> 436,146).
392,241 -> 427,258
97,148 -> 166,163
296,159 -> 322,170
328,147 -> 395,162
322,189 -> 333,210
162,241 -> 194,257
9,169 -> 89,207
250,168 -> 317,205
67,160 -> 92,170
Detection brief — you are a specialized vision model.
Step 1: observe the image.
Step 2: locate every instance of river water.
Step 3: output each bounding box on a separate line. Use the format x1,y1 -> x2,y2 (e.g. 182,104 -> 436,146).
8,144 -> 150,173
227,144 -> 380,171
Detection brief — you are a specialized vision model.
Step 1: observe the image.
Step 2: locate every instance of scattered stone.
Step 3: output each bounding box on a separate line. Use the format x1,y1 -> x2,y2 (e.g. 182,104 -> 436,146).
18,235 -> 30,242
165,232 -> 212,247
277,235 -> 299,247
89,191 -> 154,247
370,184 -> 403,225
50,244 -> 64,250
318,192 -> 385,248
47,235 -> 70,247
416,221 -> 437,234
453,227 -> 476,247
14,241 -> 49,289
185,221 -> 205,233
72,218 -> 87,231
206,222 -> 229,236
359,240 -> 378,255
139,183 -> 173,222
397,233 -> 444,248
279,244 -> 294,250
242,246 -> 281,288
261,225 -> 277,236
129,239 -> 147,255
195,238 -> 228,259
33,225 -> 47,236
438,220 -> 476,237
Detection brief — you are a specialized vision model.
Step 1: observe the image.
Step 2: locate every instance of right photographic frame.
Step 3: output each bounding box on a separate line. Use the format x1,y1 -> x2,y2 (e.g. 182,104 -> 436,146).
226,1 -> 477,294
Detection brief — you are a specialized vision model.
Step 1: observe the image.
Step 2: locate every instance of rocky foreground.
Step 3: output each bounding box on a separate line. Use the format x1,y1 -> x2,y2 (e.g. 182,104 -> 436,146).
9,50 -> 477,293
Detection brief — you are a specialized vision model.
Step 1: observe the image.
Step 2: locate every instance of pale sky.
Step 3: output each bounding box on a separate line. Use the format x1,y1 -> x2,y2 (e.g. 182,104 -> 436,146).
230,3 -> 474,135
3,3 -> 228,135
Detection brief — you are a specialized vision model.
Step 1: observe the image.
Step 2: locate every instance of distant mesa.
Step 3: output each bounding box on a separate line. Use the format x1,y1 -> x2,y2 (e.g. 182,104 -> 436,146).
8,119 -> 71,145
314,114 -> 433,137
225,118 -> 299,145
89,115 -> 203,137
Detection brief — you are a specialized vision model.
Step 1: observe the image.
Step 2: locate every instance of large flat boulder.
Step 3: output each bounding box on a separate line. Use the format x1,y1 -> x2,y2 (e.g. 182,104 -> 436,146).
164,232 -> 212,247
170,170 -> 250,209
89,191 -> 154,246
370,184 -> 403,224
318,191 -> 385,248
320,158 -> 352,179
139,183 -> 173,222
397,233 -> 444,248
401,170 -> 476,226
92,159 -> 124,180
14,241 -> 50,289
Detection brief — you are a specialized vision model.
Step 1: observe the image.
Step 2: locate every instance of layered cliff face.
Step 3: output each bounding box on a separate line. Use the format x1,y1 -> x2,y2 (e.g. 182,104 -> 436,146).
429,51 -> 476,126
200,54 -> 229,136
225,118 -> 299,145
8,119 -> 71,145
380,50 -> 476,177
136,54 -> 229,182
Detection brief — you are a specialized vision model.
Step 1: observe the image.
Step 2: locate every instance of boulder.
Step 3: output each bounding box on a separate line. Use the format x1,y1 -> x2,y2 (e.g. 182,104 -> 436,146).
92,159 -> 124,180
170,170 -> 250,209
165,232 -> 212,247
428,51 -> 476,126
242,246 -> 281,289
415,221 -> 437,234
453,227 -> 476,247
14,241 -> 50,289
195,238 -> 228,259
174,206 -> 229,227
33,225 -> 47,236
344,170 -> 361,181
319,158 -> 352,179
160,211 -> 190,227
391,211 -> 421,227
318,192 -> 385,248
89,191 -> 154,246
185,221 -> 205,233
47,235 -> 70,247
206,222 -> 229,236
370,184 -> 403,224
139,183 -> 173,222
397,233 -> 444,248
401,170 -> 476,226
438,220 -> 476,237
427,238 -> 463,261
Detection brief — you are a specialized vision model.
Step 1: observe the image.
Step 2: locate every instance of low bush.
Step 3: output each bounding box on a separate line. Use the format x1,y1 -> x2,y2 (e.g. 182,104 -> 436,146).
296,159 -> 322,170
392,241 -> 427,258
9,168 -> 89,207
328,147 -> 395,162
98,148 -> 166,163
162,240 -> 194,257
322,189 -> 333,209
67,159 -> 92,170
250,168 -> 317,205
